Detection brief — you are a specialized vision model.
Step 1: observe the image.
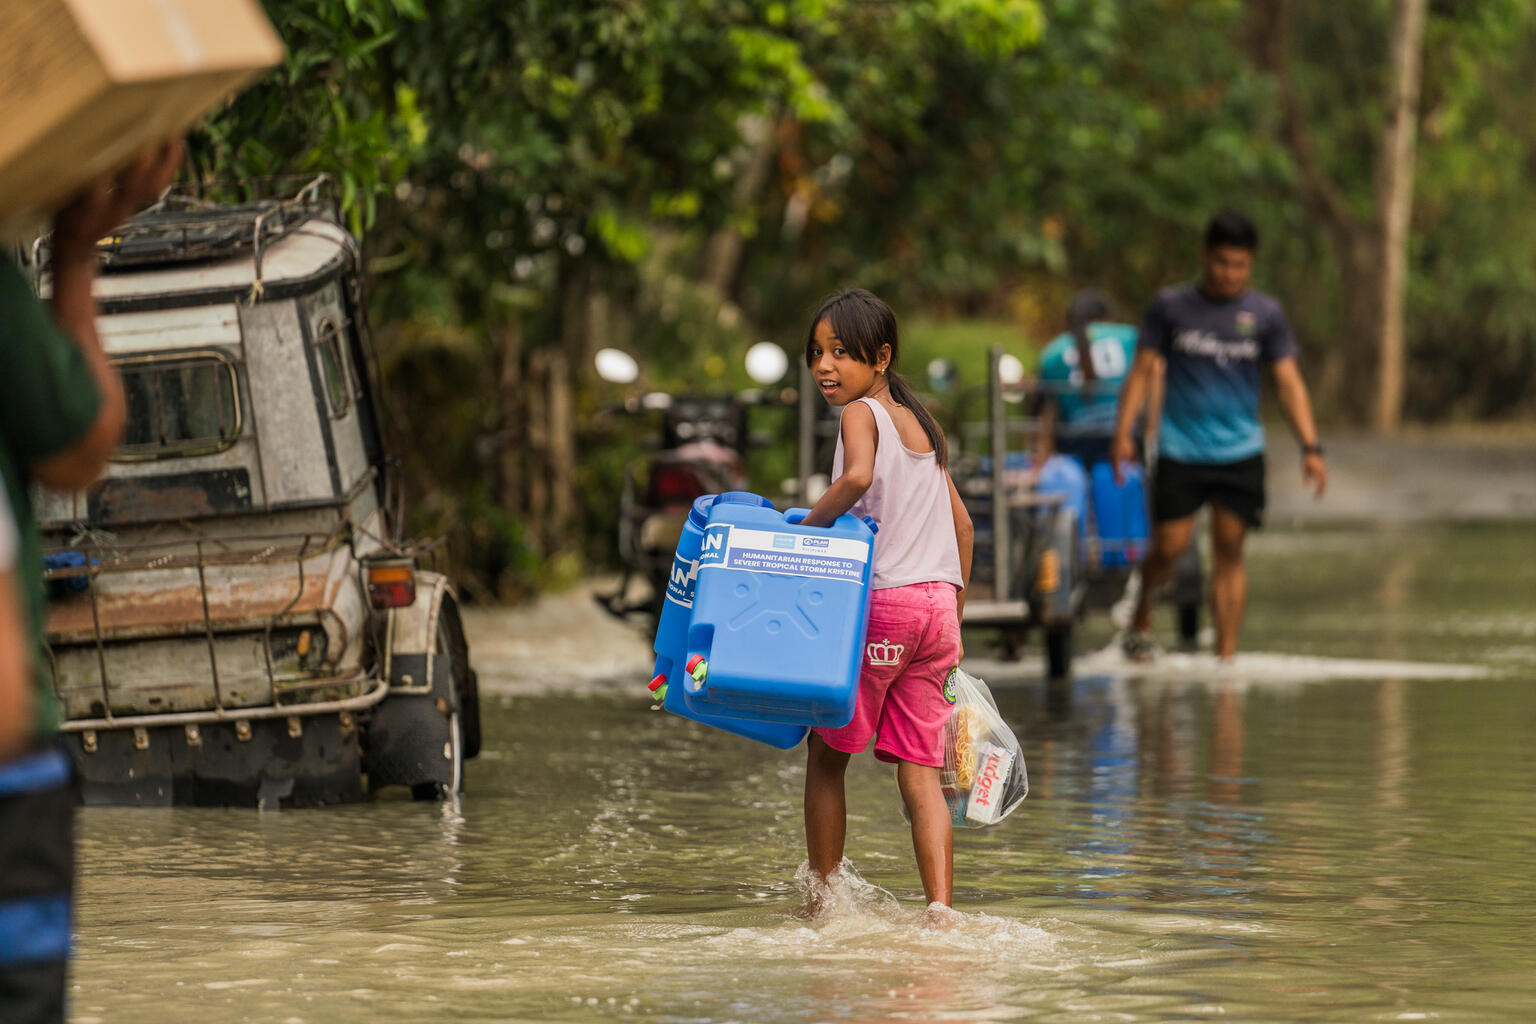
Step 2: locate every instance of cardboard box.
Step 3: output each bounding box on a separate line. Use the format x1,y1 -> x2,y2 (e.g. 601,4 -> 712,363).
0,0 -> 284,242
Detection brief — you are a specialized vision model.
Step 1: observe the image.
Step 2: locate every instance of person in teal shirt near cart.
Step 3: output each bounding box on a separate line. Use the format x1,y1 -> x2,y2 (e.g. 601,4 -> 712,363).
1033,289 -> 1141,472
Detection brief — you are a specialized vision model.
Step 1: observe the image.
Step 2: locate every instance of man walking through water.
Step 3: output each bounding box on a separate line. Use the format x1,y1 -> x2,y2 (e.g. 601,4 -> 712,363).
1110,209 -> 1326,662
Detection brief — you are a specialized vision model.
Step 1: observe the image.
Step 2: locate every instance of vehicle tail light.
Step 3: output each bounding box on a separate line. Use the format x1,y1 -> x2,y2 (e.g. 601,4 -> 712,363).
648,464 -> 706,505
367,562 -> 416,609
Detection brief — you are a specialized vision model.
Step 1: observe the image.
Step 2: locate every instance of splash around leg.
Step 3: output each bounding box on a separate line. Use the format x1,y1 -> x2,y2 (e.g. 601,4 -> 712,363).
793,858 -> 900,921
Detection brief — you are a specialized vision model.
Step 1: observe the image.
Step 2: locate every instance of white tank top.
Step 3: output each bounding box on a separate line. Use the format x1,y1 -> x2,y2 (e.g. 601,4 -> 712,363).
831,397 -> 962,591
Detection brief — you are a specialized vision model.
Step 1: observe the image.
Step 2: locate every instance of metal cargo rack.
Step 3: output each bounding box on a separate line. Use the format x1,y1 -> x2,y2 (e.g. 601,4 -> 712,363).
24,174 -> 347,285
954,346 -> 1072,626
43,523 -> 386,735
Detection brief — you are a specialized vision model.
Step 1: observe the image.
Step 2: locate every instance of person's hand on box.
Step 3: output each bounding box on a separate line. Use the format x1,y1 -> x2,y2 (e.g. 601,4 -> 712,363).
52,140 -> 183,256
42,140 -> 183,482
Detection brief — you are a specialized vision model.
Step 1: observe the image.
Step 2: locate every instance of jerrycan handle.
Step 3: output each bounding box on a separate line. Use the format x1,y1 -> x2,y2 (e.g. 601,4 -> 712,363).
781,508 -> 877,533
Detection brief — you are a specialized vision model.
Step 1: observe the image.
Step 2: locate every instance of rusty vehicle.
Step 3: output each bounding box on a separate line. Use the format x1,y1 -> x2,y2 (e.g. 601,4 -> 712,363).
24,179 -> 481,807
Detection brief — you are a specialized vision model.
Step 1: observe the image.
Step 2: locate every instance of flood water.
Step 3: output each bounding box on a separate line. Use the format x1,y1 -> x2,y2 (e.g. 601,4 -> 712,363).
71,523 -> 1536,1022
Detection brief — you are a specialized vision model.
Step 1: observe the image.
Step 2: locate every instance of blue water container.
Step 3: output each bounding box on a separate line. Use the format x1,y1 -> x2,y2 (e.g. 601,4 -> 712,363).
1089,461 -> 1148,568
682,494 -> 876,728
650,494 -> 809,749
1035,454 -> 1091,552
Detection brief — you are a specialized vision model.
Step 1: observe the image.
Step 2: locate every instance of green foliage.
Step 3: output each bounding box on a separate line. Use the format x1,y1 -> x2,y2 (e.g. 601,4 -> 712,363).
903,318 -> 1028,385
191,0 -> 1536,596
1405,1 -> 1536,418
188,0 -> 429,233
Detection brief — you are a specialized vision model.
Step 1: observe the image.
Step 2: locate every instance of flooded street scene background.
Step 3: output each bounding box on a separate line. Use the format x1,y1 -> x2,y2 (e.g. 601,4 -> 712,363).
68,521 -> 1536,1023
15,4 -> 1536,1021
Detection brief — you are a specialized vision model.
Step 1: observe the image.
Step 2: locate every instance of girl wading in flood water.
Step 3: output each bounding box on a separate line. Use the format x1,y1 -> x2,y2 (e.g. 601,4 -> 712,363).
797,289 -> 974,919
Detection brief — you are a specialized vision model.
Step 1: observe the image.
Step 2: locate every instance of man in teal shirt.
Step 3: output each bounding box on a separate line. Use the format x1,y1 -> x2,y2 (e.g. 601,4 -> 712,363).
0,143 -> 179,1024
1033,290 -> 1140,470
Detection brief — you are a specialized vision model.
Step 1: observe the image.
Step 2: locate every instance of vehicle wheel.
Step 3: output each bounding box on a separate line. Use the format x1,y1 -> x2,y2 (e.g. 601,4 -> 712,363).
459,668 -> 482,761
1177,602 -> 1200,649
437,608 -> 481,762
1045,623 -> 1073,680
410,614 -> 473,800
411,712 -> 462,801
369,609 -> 471,801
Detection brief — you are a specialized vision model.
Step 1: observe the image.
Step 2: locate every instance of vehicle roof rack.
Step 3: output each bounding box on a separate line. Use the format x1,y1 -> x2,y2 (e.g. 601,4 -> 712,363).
25,174 -> 339,279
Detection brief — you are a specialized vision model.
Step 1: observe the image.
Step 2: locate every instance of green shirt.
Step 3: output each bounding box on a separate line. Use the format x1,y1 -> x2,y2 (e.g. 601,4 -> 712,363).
0,255 -> 103,738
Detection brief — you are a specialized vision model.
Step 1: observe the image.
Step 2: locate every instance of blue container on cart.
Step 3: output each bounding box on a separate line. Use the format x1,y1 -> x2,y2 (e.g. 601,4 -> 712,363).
650,494 -> 809,749
1035,454 -> 1091,552
681,494 -> 877,729
1089,461 -> 1149,568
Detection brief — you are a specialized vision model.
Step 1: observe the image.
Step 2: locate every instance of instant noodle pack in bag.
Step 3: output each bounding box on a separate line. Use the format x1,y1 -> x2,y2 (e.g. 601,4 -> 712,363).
934,667 -> 1028,827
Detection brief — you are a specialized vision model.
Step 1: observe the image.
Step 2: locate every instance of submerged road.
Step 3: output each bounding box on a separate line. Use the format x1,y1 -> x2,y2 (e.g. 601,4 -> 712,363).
70,521 -> 1536,1023
1265,427 -> 1536,523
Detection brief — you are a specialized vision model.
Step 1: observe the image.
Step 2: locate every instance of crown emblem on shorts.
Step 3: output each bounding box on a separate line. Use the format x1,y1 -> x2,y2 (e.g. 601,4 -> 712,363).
866,638 -> 903,666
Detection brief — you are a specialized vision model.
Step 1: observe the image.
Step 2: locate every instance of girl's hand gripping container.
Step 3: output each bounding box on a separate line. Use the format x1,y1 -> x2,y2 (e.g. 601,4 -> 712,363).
649,493 -> 809,749
682,493 -> 877,728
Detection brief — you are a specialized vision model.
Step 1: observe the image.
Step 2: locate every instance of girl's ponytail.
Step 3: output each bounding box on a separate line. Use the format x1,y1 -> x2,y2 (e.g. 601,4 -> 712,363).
885,369 -> 948,469
1071,321 -> 1097,384
1065,289 -> 1113,384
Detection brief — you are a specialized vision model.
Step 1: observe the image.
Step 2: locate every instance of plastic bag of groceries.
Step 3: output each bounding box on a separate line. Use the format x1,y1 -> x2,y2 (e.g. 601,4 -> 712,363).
905,667 -> 1028,828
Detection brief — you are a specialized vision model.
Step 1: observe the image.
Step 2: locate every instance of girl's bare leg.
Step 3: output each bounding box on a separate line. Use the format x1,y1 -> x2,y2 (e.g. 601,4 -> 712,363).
804,733 -> 851,880
897,760 -> 953,906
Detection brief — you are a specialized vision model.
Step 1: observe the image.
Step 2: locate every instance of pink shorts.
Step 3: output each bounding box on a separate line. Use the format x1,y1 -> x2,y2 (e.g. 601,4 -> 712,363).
814,581 -> 961,768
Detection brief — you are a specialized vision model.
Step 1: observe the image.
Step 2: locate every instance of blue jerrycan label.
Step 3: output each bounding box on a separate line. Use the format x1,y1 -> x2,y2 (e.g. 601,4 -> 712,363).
649,493 -> 808,749
664,549 -> 697,608
684,496 -> 875,729
696,523 -> 869,582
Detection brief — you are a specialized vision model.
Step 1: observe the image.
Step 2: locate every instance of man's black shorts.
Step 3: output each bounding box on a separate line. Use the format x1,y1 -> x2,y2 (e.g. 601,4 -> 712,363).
1151,454 -> 1266,527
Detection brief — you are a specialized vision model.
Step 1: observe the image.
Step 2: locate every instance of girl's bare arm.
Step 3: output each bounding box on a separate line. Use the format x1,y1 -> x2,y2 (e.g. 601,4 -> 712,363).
800,402 -> 877,528
946,472 -> 973,624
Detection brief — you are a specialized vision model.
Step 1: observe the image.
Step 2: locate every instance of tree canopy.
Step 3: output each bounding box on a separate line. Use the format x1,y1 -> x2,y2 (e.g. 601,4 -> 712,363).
192,0 -> 1536,595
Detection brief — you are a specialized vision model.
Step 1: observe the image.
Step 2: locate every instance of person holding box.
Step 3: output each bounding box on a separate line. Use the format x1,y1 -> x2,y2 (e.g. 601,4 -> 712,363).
0,143 -> 180,1024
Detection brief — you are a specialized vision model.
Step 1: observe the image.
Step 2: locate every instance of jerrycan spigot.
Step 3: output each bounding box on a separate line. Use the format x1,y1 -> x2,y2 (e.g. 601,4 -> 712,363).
684,654 -> 708,694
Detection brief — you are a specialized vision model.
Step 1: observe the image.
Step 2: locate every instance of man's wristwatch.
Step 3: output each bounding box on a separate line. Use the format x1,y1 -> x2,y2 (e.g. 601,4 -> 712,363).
1302,442 -> 1324,456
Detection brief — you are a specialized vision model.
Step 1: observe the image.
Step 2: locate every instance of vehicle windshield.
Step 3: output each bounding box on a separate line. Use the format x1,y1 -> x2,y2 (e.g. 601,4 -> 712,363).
115,353 -> 241,461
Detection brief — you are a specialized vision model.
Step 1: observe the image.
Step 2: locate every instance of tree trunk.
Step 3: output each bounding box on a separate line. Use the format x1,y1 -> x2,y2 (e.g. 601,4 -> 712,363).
546,261 -> 589,551
1246,0 -> 1427,428
546,347 -> 574,532
497,318 -> 524,520
1337,230 -> 1385,413
523,347 -> 550,552
701,114 -> 778,297
1373,0 -> 1428,434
